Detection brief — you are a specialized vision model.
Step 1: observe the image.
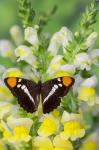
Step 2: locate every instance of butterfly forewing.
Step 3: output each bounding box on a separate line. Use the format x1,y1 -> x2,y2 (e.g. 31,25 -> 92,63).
4,77 -> 40,113
41,76 -> 75,113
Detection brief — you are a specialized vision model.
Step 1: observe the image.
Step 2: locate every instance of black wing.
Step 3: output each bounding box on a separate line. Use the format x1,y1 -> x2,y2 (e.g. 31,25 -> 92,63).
4,77 -> 40,113
41,76 -> 75,113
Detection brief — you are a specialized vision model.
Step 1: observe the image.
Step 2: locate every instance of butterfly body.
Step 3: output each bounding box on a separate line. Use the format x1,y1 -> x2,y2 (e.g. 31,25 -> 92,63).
4,76 -> 75,113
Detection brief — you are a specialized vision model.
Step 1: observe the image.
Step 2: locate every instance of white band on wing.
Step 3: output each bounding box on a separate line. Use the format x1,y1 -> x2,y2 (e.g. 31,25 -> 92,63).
43,84 -> 58,104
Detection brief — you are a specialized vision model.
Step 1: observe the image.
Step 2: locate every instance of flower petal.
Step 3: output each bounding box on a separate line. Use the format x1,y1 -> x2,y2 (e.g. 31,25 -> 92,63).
10,25 -> 24,45
25,27 -> 39,48
38,114 -> 59,137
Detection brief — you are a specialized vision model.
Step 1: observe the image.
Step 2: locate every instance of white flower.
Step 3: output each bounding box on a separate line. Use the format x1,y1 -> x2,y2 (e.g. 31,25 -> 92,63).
25,27 -> 39,49
0,40 -> 14,58
89,49 -> 99,66
74,52 -> 92,70
85,32 -> 98,48
81,76 -> 97,88
0,102 -> 16,119
10,25 -> 24,45
73,75 -> 83,94
15,45 -> 37,67
48,27 -> 73,55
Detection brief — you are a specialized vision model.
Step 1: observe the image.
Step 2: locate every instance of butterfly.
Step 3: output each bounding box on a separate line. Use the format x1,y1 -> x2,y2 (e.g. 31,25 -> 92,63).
4,76 -> 75,113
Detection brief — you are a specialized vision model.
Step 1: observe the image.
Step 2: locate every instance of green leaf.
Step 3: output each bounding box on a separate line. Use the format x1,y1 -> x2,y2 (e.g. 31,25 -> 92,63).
17,0 -> 35,28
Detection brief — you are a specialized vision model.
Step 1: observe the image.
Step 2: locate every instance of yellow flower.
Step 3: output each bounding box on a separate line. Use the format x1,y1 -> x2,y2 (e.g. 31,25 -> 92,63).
54,71 -> 71,78
33,136 -> 53,150
33,135 -> 73,150
3,68 -> 23,78
38,114 -> 59,137
3,125 -> 31,143
0,80 -> 13,100
80,140 -> 96,150
78,87 -> 96,106
60,121 -> 85,141
53,135 -> 73,150
0,141 -> 4,150
51,109 -> 61,120
54,148 -> 67,150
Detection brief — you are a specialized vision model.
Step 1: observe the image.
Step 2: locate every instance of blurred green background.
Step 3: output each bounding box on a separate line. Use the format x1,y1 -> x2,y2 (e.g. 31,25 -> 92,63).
0,0 -> 99,40
0,0 -> 99,80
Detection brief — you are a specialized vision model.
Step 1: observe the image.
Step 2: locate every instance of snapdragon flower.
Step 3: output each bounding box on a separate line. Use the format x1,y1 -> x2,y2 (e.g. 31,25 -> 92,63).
25,26 -> 39,49
74,52 -> 92,70
3,116 -> 33,144
33,135 -> 73,150
37,114 -> 59,137
89,49 -> 99,66
78,76 -> 98,106
60,120 -> 85,141
15,45 -> 38,68
3,68 -> 23,78
3,125 -> 31,143
85,32 -> 98,48
61,111 -> 83,124
0,79 -> 13,100
48,27 -> 73,56
47,55 -> 75,78
10,25 -> 24,45
0,40 -> 14,58
0,102 -> 16,119
79,132 -> 98,150
0,1 -> 99,149
7,116 -> 33,131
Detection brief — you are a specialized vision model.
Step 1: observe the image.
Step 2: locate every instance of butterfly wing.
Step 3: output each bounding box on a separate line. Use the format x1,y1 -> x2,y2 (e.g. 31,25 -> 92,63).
41,76 -> 75,113
4,77 -> 40,113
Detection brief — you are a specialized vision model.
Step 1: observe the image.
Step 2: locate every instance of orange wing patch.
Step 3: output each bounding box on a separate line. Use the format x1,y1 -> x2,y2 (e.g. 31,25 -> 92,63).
7,77 -> 17,88
62,76 -> 73,86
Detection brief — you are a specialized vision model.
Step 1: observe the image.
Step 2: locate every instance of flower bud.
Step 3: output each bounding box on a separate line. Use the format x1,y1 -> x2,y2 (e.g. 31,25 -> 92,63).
85,32 -> 98,48
10,25 -> 24,45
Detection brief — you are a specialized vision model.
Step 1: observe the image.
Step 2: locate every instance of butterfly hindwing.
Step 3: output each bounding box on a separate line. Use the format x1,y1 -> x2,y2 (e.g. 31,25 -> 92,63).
4,77 -> 40,113
41,76 -> 75,113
